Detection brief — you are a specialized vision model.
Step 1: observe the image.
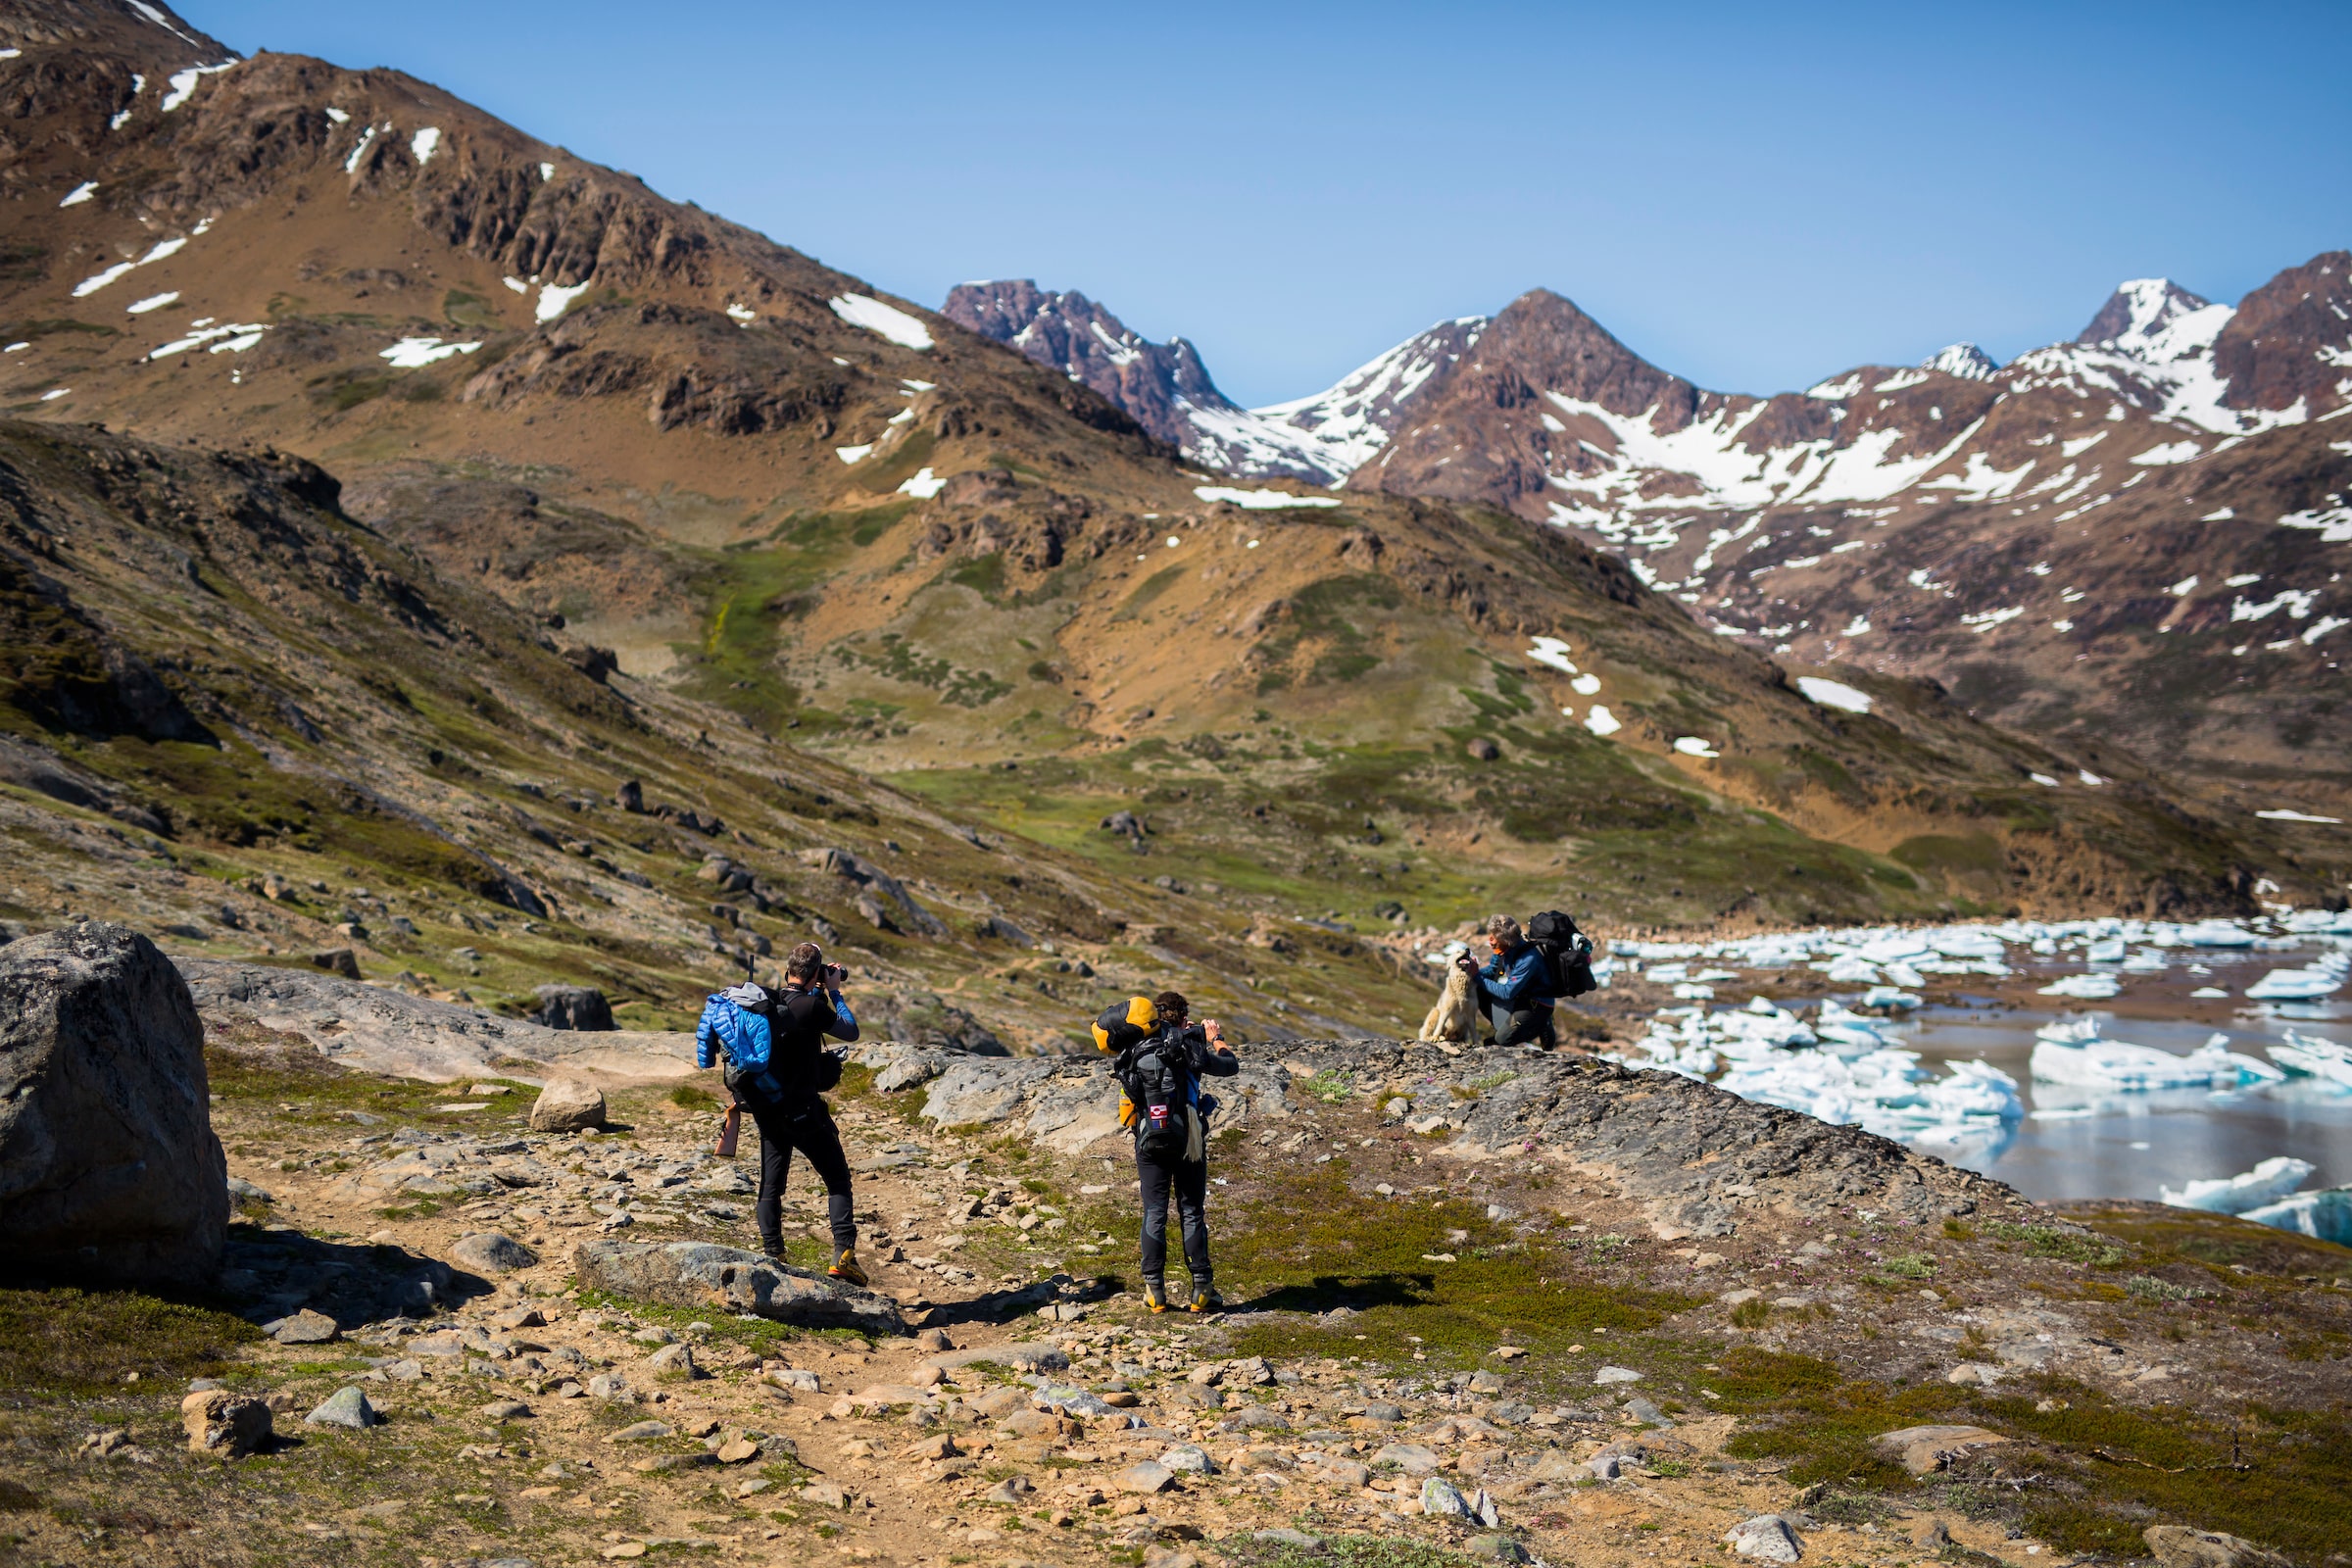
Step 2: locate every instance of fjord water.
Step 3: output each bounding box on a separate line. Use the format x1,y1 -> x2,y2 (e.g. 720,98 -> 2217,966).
1886,949 -> 2352,1203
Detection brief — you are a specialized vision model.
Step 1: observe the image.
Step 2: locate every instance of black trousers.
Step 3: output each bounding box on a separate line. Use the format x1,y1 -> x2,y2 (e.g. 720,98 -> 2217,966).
747,1096 -> 856,1255
1486,1000 -> 1556,1049
1138,1150 -> 1211,1286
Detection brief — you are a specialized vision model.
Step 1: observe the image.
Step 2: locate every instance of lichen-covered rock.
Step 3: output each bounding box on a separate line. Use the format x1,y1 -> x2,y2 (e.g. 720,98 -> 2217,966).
529,1077 -> 607,1132
531,984 -> 614,1031
0,923 -> 227,1287
2143,1526 -> 2292,1568
574,1239 -> 903,1335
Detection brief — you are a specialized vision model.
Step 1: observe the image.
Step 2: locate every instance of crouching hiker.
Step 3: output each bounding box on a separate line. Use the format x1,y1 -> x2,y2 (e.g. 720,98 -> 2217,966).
1094,991 -> 1238,1313
1457,912 -> 1558,1048
696,943 -> 869,1285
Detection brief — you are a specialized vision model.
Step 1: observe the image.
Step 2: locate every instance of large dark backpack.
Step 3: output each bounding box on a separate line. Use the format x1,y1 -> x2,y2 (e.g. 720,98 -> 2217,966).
1116,1031 -> 1194,1164
1527,909 -> 1597,999
762,988 -> 845,1102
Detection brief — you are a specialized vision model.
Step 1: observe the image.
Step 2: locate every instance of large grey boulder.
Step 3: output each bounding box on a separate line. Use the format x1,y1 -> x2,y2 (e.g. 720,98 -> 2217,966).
531,984 -> 614,1031
0,923 -> 227,1287
574,1240 -> 904,1336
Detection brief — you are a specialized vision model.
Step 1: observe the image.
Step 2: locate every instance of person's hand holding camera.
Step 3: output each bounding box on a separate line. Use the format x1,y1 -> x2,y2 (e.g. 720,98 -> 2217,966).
1202,1017 -> 1226,1047
822,962 -> 849,990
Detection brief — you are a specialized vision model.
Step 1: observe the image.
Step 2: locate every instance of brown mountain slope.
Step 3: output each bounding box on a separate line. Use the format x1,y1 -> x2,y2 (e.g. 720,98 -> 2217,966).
0,2 -> 2327,931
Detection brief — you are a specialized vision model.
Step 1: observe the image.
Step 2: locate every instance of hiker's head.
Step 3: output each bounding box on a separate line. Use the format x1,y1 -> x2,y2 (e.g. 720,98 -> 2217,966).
1483,913 -> 1523,955
1152,990 -> 1191,1026
785,942 -> 825,985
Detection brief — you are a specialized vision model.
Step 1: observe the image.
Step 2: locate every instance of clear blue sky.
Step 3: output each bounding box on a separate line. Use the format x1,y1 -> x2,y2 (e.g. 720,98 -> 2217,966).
188,0 -> 2351,407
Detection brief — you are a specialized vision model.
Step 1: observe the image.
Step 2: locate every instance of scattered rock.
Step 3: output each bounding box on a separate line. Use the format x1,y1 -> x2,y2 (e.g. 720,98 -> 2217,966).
573,1240 -> 903,1335
912,1327 -> 954,1352
451,1233 -> 537,1274
76,1428 -> 135,1460
1467,1538 -> 1530,1562
1159,1445 -> 1217,1475
1593,1365 -> 1642,1385
799,1481 -> 850,1509
304,1387 -> 378,1429
271,1307 -> 339,1345
2143,1526 -> 2294,1568
1725,1515 -> 1803,1562
1117,1460 -> 1176,1494
1373,1443 -> 1440,1475
0,924 -> 228,1286
226,1176 -> 273,1206
1466,737 -> 1500,761
491,1304 -> 547,1331
1943,1362 -> 2003,1385
643,1343 -> 699,1376
715,1438 -> 759,1464
1421,1477 -> 1473,1519
477,1400 -> 531,1420
981,1476 -> 1033,1504
180,1391 -> 270,1457
311,949 -> 363,981
610,1421 -> 672,1442
529,1078 -> 607,1133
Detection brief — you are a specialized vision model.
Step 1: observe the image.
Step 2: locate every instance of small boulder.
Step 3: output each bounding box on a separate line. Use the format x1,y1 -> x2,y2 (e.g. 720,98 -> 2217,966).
478,1399 -> 532,1420
181,1390 -> 271,1457
1466,737 -> 1500,761
531,985 -> 614,1032
1467,1538 -> 1530,1562
1421,1477 -> 1473,1519
1724,1515 -> 1802,1562
572,1239 -> 904,1335
1117,1460 -> 1176,1494
304,1387 -> 378,1429
271,1308 -> 339,1345
1593,1365 -> 1642,1385
529,1077 -> 608,1132
1159,1444 -> 1217,1475
2143,1526 -> 2293,1568
716,1438 -> 760,1464
450,1232 -> 537,1274
644,1342 -> 699,1376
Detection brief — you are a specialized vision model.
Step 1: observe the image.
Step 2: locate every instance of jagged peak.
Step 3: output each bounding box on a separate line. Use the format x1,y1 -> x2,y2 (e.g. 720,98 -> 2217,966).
2077,277 -> 2215,348
1920,342 -> 1999,379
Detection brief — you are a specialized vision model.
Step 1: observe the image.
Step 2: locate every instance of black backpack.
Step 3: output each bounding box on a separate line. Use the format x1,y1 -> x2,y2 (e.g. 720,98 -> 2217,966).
1527,909 -> 1597,999
1116,1030 -> 1194,1164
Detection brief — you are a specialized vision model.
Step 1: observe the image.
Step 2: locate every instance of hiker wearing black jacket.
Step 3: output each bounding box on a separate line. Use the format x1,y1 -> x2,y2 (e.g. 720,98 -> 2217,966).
700,942 -> 867,1285
1124,991 -> 1239,1313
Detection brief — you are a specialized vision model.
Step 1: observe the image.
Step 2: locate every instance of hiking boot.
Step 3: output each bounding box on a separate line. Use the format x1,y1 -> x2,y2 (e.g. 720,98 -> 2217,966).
827,1249 -> 869,1287
1143,1278 -> 1171,1314
759,1237 -> 787,1261
1186,1280 -> 1223,1313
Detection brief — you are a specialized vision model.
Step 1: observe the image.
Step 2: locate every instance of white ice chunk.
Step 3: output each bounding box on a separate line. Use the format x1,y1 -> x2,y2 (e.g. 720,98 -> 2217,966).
161,61 -> 236,114
125,291 -> 178,315
2238,1186 -> 2352,1245
1794,676 -> 1872,712
828,293 -> 933,350
379,336 -> 481,368
1192,485 -> 1343,510
1526,636 -> 1577,673
2244,968 -> 2343,1001
2159,1156 -> 2315,1214
1584,705 -> 1621,737
897,467 -> 946,499
411,126 -> 442,166
1673,737 -> 1720,759
536,279 -> 591,322
59,181 -> 98,208
2038,972 -> 2121,1000
834,445 -> 873,464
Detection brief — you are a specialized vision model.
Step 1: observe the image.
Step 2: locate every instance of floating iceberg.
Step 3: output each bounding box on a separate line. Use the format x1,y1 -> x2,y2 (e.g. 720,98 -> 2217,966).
1715,1047 -> 2022,1148
1860,985 -> 1921,1010
2085,938 -> 2128,963
1813,1001 -> 1889,1050
2029,1021 -> 2231,1090
2238,1186 -> 2352,1246
2268,1031 -> 2352,1089
2179,1032 -> 2287,1086
2245,968 -> 2344,1002
2160,1156 -> 2317,1214
2039,972 -> 2122,1000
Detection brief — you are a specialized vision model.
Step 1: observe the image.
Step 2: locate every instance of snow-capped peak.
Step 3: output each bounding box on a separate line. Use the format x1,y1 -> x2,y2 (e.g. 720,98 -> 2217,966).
1249,316 -> 1488,479
2078,277 -> 2219,360
1920,342 -> 1998,379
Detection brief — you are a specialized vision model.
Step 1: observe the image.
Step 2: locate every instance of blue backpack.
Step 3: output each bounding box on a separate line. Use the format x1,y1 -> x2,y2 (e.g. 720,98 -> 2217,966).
699,994 -> 786,1103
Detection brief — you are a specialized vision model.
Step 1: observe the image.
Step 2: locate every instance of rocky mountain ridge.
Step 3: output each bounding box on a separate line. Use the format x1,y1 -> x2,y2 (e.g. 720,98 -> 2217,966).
958,262 -> 2352,811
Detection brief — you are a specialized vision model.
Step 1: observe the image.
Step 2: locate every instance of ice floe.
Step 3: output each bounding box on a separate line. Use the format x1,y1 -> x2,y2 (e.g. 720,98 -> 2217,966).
2160,1156 -> 2315,1213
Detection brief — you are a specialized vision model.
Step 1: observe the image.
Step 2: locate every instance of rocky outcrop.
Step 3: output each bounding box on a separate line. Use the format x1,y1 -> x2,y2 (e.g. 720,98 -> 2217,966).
0,922 -> 227,1287
176,958 -> 694,1083
574,1239 -> 903,1335
858,1035 -> 2005,1231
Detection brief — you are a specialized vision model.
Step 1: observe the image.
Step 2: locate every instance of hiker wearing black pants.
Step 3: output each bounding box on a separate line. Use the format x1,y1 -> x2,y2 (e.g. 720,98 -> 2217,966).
1126,991 -> 1238,1313
697,942 -> 868,1286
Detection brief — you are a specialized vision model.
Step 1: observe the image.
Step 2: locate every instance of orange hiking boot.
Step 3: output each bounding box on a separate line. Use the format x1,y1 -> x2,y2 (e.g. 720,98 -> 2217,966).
828,1249 -> 869,1287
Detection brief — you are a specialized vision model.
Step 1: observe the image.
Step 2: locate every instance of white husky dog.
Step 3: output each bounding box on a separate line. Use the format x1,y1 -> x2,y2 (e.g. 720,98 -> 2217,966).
1418,942 -> 1477,1044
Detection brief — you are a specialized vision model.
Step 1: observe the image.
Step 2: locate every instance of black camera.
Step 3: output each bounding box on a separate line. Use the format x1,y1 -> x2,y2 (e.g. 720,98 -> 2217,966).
822,961 -> 849,988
